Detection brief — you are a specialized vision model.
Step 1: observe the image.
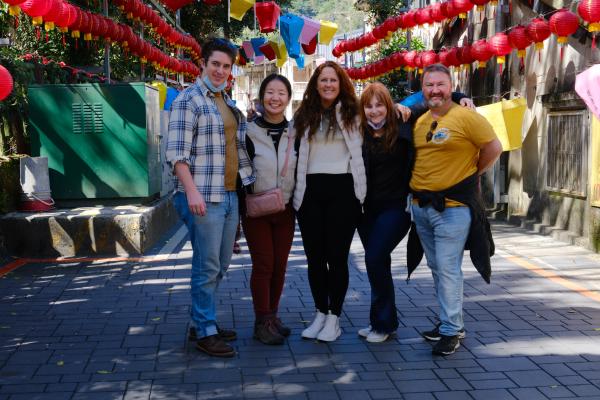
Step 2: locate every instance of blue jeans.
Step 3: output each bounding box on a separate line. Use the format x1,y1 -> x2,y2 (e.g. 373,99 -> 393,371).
411,204 -> 471,337
358,204 -> 410,333
173,191 -> 239,339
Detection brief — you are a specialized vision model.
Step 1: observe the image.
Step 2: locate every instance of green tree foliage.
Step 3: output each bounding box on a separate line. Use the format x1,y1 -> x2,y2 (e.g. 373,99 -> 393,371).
358,0 -> 425,100
181,0 -> 293,43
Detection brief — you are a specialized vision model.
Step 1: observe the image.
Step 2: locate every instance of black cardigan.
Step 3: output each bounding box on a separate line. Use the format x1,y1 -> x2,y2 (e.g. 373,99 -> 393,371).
406,174 -> 495,283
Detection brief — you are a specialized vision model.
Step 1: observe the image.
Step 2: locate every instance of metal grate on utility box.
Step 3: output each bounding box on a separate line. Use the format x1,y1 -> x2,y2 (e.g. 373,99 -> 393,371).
72,103 -> 104,134
546,111 -> 588,197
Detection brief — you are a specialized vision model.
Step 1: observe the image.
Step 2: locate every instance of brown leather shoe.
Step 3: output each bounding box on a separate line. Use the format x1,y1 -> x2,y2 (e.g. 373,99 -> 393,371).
196,334 -> 236,357
189,326 -> 237,342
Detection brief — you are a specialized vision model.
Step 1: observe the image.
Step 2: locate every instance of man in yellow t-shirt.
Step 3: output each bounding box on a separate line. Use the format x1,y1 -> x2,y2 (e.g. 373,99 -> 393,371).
410,64 -> 502,356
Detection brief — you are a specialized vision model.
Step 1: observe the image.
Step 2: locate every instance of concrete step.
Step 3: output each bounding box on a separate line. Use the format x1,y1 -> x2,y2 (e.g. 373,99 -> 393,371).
491,212 -> 592,251
0,195 -> 179,258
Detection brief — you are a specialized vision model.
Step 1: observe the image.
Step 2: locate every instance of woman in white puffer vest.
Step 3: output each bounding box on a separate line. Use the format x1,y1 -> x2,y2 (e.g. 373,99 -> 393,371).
293,61 -> 367,343
241,74 -> 297,345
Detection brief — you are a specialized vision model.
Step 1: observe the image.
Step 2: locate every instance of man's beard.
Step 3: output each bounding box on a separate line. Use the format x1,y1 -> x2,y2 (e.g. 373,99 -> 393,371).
426,94 -> 449,108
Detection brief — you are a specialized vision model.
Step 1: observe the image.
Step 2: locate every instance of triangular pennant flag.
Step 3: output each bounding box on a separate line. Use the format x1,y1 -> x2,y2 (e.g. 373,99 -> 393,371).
280,14 -> 304,59
230,0 -> 254,21
242,40 -> 254,59
259,42 -> 276,60
300,17 -> 320,45
302,35 -> 318,55
251,37 -> 267,56
319,20 -> 338,45
269,36 -> 287,59
254,54 -> 265,65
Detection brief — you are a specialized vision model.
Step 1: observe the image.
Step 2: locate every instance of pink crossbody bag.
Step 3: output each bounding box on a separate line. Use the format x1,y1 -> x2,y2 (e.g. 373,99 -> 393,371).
245,132 -> 294,218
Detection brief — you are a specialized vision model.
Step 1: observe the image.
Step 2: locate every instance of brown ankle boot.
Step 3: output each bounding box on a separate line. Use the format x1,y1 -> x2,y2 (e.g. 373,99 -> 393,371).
196,334 -> 236,357
254,319 -> 285,345
272,317 -> 291,337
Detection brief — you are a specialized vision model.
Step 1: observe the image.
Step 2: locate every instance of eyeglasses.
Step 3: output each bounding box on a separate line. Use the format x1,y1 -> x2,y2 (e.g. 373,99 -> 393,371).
426,121 -> 438,142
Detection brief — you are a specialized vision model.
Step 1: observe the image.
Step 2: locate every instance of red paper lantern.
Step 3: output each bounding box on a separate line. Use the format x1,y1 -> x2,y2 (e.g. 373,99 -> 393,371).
578,0 -> 600,32
508,25 -> 532,64
578,0 -> 600,47
488,32 -> 512,72
457,43 -> 474,66
404,50 -> 417,71
402,10 -> 417,30
0,65 -> 14,101
415,7 -> 432,26
70,8 -> 87,38
255,1 -> 280,33
414,51 -> 423,73
526,18 -> 551,50
550,9 -> 580,59
54,2 -> 76,31
470,39 -> 493,69
3,0 -> 27,18
41,0 -> 62,30
447,0 -> 474,19
438,48 -> 451,66
20,0 -> 52,25
382,17 -> 396,36
421,50 -> 439,67
447,47 -> 461,67
549,9 -> 580,45
391,51 -> 405,69
430,2 -> 448,23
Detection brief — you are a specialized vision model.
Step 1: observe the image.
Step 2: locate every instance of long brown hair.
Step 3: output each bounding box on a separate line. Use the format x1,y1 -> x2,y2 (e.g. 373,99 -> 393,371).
293,61 -> 358,140
359,82 -> 399,153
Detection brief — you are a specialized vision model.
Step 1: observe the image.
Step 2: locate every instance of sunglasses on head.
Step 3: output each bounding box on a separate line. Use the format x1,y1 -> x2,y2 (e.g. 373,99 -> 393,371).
426,121 -> 438,142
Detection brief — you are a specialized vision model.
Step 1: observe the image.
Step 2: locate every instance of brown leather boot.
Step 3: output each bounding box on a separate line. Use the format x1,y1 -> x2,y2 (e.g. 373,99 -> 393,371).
196,334 -> 236,357
272,317 -> 291,337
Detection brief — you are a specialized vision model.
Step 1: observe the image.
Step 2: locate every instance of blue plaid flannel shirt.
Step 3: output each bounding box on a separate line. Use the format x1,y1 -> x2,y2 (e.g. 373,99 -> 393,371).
165,78 -> 255,202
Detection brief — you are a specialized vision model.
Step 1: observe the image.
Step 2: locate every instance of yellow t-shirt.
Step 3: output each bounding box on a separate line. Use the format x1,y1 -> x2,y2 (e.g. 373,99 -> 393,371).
410,103 -> 497,207
214,93 -> 239,192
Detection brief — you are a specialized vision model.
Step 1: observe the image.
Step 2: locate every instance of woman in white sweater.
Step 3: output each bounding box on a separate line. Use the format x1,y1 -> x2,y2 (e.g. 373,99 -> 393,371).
242,74 -> 297,345
293,61 -> 366,342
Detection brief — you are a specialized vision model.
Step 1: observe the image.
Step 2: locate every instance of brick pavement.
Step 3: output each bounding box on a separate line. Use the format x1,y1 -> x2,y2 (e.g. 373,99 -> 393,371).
1,220 -> 600,399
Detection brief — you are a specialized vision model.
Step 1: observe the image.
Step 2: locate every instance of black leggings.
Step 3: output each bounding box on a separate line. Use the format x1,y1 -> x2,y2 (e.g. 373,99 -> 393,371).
297,174 -> 361,316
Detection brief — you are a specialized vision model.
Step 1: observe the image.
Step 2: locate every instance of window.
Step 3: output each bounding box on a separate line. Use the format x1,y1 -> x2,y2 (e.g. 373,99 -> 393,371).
546,111 -> 588,196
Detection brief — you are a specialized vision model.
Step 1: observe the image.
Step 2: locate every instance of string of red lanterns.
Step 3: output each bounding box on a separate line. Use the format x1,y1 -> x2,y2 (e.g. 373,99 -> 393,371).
333,0 -> 596,58
343,7 -> 590,81
2,0 -> 201,61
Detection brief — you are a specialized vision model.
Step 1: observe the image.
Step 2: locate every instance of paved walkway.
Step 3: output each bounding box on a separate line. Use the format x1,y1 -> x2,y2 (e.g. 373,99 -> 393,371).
1,220 -> 600,400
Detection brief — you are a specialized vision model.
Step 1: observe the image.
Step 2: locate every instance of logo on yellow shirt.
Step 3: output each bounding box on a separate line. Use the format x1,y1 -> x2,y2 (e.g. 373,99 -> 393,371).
431,127 -> 451,144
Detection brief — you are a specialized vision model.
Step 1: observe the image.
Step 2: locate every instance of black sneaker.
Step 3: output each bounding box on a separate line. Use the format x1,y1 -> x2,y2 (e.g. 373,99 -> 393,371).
421,323 -> 466,342
189,326 -> 237,342
432,334 -> 460,356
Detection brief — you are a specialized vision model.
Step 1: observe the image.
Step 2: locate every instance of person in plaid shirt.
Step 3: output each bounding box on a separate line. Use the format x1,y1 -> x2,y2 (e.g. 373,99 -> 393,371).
166,38 -> 255,358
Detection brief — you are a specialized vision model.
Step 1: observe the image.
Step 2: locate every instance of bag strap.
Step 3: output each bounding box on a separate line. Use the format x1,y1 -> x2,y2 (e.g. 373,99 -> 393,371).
280,128 -> 295,178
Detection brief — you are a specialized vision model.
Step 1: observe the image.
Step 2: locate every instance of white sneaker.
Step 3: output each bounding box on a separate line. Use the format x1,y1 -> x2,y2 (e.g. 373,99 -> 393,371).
316,312 -> 341,342
358,325 -> 372,338
366,330 -> 390,343
301,311 -> 327,339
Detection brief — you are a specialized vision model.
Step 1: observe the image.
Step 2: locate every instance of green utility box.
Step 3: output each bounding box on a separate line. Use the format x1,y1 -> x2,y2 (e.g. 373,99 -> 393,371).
29,83 -> 161,202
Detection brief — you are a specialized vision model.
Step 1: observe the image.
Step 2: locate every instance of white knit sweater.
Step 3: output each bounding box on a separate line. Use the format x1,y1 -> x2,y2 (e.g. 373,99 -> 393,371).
293,103 -> 367,211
